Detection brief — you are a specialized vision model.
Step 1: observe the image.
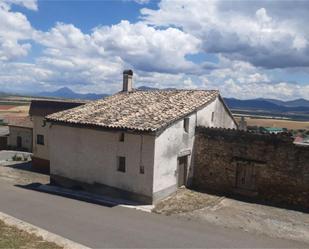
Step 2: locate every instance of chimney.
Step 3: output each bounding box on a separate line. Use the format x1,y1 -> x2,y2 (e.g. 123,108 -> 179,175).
123,69 -> 133,92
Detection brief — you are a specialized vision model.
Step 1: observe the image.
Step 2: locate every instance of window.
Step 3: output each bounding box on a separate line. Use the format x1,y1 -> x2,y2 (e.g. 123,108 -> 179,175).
140,165 -> 145,174
117,156 -> 126,172
184,118 -> 190,133
211,112 -> 215,122
119,132 -> 125,142
37,134 -> 44,145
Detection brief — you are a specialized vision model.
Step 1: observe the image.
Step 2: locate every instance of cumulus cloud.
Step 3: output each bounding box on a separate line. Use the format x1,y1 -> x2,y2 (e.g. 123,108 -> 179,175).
0,3 -> 35,60
92,20 -> 200,73
141,0 -> 309,69
30,20 -> 200,92
2,0 -> 38,10
0,0 -> 308,100
133,0 -> 150,4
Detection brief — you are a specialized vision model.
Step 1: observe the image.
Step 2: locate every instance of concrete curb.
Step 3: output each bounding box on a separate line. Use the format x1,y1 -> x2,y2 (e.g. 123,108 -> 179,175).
0,211 -> 92,249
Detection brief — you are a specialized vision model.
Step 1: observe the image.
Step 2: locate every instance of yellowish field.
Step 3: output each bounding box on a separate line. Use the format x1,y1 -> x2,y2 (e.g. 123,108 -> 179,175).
0,105 -> 30,123
236,117 -> 309,130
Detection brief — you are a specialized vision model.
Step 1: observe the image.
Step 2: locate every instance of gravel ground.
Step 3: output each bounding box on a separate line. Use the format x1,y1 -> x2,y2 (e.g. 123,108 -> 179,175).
0,150 -> 48,185
154,188 -> 309,244
153,187 -> 224,215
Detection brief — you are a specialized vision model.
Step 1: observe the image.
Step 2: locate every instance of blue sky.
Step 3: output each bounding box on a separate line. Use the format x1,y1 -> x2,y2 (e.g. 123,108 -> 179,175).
0,0 -> 309,100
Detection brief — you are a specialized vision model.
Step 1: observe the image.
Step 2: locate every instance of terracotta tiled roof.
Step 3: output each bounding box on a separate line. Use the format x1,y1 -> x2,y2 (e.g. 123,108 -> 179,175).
8,116 -> 33,129
46,90 -> 219,132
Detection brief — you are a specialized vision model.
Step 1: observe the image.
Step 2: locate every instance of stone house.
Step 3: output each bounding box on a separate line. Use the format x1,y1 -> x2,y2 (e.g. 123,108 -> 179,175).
8,117 -> 33,152
29,100 -> 85,172
46,70 -> 237,203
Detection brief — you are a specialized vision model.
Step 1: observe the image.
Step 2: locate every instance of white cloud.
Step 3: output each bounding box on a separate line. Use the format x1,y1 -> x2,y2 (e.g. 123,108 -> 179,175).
0,2 -> 35,60
0,0 -> 308,100
91,20 -> 200,73
0,0 -> 38,11
141,0 -> 309,69
133,0 -> 150,4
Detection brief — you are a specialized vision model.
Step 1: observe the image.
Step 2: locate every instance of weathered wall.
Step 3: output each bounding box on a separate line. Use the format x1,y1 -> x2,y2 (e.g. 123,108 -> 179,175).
193,127 -> 309,208
49,125 -> 155,200
8,126 -> 33,152
153,97 -> 237,201
196,97 -> 236,129
153,112 -> 196,200
32,116 -> 50,160
0,136 -> 8,150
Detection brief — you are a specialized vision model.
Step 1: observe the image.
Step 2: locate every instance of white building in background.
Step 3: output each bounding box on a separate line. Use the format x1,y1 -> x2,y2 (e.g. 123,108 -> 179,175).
46,70 -> 237,203
29,100 -> 85,172
8,117 -> 33,152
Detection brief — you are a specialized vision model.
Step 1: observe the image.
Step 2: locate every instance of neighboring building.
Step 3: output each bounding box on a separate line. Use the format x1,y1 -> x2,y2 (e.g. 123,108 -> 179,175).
8,117 -> 33,152
46,70 -> 238,204
0,126 -> 9,150
259,127 -> 285,134
294,135 -> 309,146
29,100 -> 85,172
238,116 -> 247,131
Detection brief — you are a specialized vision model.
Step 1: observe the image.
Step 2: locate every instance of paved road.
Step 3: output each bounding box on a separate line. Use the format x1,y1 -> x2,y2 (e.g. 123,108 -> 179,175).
0,180 -> 307,248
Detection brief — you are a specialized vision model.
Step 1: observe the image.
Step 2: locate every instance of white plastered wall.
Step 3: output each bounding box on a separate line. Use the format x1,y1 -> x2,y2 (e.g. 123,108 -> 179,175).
49,124 -> 155,197
8,126 -> 32,152
32,116 -> 50,160
153,96 -> 237,197
197,97 -> 237,128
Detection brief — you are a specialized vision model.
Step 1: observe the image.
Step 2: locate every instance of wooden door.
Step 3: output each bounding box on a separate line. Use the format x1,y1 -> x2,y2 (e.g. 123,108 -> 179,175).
177,156 -> 188,187
236,162 -> 256,191
17,136 -> 22,148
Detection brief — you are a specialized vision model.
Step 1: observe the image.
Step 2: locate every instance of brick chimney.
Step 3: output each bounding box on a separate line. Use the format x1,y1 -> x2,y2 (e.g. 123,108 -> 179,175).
123,69 -> 133,92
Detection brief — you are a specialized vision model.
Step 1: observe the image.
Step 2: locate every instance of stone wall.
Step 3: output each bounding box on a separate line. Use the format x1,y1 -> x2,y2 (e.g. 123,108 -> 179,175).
192,127 -> 309,209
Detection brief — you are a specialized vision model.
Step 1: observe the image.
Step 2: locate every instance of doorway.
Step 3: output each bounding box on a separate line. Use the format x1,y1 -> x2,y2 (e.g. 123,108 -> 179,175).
236,162 -> 257,191
177,156 -> 188,187
17,136 -> 22,149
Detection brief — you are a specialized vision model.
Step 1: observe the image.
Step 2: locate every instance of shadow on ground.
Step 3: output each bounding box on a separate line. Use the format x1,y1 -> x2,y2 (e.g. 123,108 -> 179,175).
6,162 -> 49,175
15,182 -> 130,208
192,188 -> 309,214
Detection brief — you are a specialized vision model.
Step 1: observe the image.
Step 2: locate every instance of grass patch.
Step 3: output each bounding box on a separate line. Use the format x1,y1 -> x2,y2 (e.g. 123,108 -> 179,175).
0,220 -> 63,249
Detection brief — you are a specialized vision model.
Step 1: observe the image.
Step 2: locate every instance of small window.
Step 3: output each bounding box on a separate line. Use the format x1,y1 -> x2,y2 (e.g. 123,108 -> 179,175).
211,112 -> 215,122
140,165 -> 145,174
117,156 -> 126,172
184,118 -> 190,133
37,134 -> 44,145
119,132 -> 125,142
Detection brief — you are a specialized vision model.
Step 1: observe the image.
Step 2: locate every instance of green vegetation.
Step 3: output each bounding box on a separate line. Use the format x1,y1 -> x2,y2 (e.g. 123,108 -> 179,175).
11,154 -> 29,162
0,220 -> 63,249
0,101 -> 28,106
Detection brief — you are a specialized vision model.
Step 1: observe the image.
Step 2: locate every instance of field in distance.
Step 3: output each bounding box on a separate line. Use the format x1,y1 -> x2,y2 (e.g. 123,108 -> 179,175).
236,117 -> 309,130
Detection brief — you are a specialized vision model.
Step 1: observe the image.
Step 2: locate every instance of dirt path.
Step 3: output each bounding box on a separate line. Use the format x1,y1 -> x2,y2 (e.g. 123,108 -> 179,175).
0,151 -> 49,185
154,188 -> 309,244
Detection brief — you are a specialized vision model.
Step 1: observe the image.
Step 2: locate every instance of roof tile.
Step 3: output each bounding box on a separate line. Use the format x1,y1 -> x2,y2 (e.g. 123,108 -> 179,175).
46,89 -> 219,132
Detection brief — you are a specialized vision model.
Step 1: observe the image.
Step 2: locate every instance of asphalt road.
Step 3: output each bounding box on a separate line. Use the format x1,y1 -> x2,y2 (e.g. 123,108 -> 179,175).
0,180 -> 307,248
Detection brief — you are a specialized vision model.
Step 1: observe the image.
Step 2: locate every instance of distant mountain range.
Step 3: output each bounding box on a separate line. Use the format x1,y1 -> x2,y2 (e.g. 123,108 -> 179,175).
1,87 -> 309,117
223,98 -> 309,113
36,87 -> 108,100
36,86 -> 309,111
